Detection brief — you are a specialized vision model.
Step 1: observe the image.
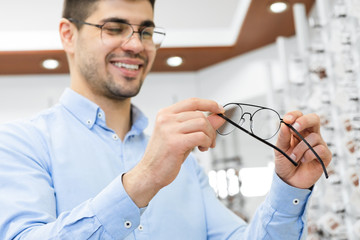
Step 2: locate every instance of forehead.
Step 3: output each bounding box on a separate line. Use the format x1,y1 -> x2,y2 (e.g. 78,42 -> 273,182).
88,0 -> 154,23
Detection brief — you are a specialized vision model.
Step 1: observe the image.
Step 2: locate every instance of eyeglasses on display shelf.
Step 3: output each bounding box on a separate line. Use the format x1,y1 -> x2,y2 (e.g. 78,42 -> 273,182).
286,0 -> 360,238
216,103 -> 329,179
287,55 -> 312,113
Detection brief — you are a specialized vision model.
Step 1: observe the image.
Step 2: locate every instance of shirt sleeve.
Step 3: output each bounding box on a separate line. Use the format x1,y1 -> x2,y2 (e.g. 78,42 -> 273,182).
193,157 -> 312,240
0,123 -> 142,240
238,173 -> 312,239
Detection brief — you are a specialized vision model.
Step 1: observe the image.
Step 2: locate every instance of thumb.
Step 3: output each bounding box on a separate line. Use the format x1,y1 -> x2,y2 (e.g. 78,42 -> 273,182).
207,114 -> 226,130
276,113 -> 295,152
276,123 -> 292,151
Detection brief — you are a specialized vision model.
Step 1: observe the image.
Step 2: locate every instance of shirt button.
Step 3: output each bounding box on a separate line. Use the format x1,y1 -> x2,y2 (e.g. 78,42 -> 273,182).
86,119 -> 92,125
98,113 -> 103,118
138,225 -> 143,231
113,134 -> 119,140
293,199 -> 300,205
124,220 -> 132,229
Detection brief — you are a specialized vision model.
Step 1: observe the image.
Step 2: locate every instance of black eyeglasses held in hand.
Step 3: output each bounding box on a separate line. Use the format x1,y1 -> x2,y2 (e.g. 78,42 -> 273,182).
216,103 -> 328,179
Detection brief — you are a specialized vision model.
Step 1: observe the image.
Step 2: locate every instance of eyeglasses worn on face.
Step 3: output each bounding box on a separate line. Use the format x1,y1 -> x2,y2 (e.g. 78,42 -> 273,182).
217,103 -> 328,179
67,18 -> 166,50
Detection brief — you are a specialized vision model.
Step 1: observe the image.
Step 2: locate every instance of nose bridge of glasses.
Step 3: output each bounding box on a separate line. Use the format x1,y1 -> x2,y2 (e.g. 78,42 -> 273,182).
115,28 -> 155,50
112,28 -> 145,50
239,112 -> 253,128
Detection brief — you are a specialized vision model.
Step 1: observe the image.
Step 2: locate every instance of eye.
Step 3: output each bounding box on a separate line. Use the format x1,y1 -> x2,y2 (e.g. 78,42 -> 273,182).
102,22 -> 129,36
141,27 -> 154,39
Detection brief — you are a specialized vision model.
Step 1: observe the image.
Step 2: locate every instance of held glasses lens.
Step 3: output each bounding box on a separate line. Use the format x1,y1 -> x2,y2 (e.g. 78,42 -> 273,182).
217,104 -> 242,135
251,108 -> 281,140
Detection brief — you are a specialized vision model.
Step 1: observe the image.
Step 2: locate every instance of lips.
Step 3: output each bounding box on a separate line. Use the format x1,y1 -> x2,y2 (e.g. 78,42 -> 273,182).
111,62 -> 140,71
109,58 -> 145,78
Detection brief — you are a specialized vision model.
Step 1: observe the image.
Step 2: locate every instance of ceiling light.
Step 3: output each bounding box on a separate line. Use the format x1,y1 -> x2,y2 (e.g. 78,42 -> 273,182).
166,56 -> 183,67
41,59 -> 60,70
269,1 -> 288,13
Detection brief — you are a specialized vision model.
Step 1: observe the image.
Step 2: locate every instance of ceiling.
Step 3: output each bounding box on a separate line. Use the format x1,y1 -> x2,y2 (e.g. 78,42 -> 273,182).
0,0 -> 315,75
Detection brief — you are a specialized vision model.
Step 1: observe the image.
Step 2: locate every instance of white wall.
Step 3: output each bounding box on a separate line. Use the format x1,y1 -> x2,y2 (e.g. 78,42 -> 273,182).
0,75 -> 70,123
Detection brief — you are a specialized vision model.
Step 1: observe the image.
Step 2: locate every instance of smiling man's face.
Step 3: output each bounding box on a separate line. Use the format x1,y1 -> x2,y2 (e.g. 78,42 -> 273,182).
72,0 -> 156,100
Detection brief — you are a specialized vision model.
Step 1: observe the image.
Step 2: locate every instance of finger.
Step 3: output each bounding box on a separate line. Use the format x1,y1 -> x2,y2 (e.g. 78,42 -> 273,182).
179,117 -> 217,148
207,114 -> 226,130
177,113 -> 224,148
198,146 -> 209,152
282,111 -> 303,125
175,111 -> 207,122
300,144 -> 331,165
276,111 -> 303,151
170,98 -> 224,114
179,117 -> 215,136
290,113 -> 321,134
276,121 -> 293,152
290,133 -> 323,162
183,132 -> 213,151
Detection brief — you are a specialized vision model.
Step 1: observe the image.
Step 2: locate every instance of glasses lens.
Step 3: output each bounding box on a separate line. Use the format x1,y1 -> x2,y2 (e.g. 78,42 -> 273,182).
151,27 -> 166,49
101,22 -> 132,45
217,104 -> 243,135
251,108 -> 281,140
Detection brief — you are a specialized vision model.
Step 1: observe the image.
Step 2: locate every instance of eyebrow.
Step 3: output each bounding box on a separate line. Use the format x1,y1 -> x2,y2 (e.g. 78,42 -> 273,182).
101,17 -> 155,27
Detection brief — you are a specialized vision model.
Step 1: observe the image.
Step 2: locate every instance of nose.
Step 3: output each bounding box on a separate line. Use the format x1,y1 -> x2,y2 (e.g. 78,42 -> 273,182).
121,32 -> 145,53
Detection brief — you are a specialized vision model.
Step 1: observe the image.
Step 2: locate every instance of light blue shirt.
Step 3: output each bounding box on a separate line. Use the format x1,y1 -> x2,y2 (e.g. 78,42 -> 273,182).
0,88 -> 311,239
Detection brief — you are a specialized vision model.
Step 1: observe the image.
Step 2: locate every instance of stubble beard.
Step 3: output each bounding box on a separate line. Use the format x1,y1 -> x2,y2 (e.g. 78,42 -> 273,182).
80,55 -> 146,101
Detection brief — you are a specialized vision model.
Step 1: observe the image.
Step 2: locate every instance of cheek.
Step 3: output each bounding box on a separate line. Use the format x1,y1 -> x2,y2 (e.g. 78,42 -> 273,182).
77,34 -> 108,60
145,49 -> 157,70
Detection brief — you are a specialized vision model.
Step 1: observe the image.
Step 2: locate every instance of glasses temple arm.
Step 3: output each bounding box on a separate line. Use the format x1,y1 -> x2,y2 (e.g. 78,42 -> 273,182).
281,120 -> 329,179
217,114 -> 298,167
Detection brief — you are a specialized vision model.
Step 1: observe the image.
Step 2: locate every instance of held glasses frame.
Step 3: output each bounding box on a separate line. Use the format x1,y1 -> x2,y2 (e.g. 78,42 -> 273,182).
217,103 -> 328,179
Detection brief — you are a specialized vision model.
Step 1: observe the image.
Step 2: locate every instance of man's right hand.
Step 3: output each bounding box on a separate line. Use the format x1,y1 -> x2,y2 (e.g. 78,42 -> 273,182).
123,98 -> 225,207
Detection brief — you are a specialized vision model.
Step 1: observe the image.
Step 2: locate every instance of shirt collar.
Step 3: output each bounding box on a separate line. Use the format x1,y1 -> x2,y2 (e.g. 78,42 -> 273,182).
60,88 -> 99,129
59,88 -> 148,133
130,104 -> 149,135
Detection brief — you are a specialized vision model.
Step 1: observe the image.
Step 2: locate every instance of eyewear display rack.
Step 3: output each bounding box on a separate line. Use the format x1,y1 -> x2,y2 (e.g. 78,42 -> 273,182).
275,0 -> 360,239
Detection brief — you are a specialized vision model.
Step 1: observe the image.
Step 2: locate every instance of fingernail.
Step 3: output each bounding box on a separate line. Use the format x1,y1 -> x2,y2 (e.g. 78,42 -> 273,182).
300,157 -> 306,163
290,153 -> 297,161
218,104 -> 225,113
292,122 -> 301,132
284,115 -> 294,122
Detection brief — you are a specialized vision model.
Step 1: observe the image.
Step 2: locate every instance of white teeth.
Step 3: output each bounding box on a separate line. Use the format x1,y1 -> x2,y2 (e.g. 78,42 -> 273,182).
113,62 -> 140,70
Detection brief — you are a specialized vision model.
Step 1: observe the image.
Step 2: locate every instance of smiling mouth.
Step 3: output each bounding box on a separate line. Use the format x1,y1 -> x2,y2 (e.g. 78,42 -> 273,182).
111,62 -> 142,71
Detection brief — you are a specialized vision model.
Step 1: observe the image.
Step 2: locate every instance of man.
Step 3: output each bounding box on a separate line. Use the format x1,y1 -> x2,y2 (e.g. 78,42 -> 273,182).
0,0 -> 331,239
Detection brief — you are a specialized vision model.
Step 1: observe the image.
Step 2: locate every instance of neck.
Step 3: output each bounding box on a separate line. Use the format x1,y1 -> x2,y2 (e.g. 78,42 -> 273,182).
71,86 -> 132,141
97,96 -> 132,140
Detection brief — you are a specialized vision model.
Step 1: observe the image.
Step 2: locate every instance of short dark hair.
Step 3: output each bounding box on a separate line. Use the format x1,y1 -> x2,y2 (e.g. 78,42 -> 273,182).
62,0 -> 155,28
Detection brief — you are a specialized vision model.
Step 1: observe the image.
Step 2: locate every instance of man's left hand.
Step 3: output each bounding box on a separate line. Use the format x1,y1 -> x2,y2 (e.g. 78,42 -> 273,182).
275,111 -> 332,189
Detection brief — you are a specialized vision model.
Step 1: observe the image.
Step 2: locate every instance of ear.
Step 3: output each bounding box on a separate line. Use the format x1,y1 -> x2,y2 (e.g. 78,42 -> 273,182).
59,18 -> 77,54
